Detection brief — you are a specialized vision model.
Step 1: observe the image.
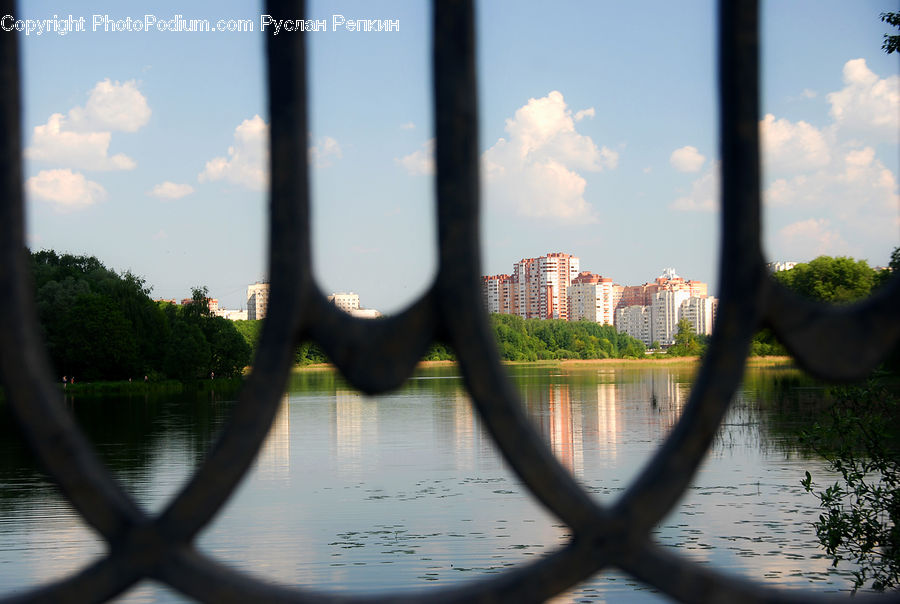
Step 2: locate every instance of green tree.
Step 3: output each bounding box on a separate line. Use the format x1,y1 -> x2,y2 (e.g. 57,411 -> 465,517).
667,318 -> 703,357
882,11 -> 900,54
29,250 -> 249,381
800,381 -> 900,592
773,256 -> 877,304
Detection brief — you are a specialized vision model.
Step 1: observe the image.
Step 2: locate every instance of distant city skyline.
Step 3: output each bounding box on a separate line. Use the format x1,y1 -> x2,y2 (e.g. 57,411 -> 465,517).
13,1 -> 898,312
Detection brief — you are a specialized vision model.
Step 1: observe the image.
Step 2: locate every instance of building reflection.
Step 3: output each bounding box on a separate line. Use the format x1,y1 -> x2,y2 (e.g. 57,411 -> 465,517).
333,389 -> 378,475
521,368 -> 691,475
254,393 -> 291,482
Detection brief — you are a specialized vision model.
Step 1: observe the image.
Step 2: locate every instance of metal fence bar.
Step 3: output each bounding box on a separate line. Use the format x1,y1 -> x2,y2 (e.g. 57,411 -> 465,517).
1,0 -> 898,602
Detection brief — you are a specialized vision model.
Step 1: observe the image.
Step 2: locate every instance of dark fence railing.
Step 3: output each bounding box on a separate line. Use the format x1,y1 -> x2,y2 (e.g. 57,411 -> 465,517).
1,0 -> 899,602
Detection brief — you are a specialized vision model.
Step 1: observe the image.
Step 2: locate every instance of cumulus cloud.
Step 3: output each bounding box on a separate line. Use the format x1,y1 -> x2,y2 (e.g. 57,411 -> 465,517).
26,169 -> 106,211
669,145 -> 706,173
396,139 -> 434,175
827,58 -> 899,139
670,162 -> 719,211
759,113 -> 830,175
24,79 -> 149,172
25,113 -> 137,171
199,115 -> 269,190
310,136 -> 342,168
777,218 -> 853,259
764,146 -> 897,210
67,79 -> 151,133
574,107 -> 595,122
482,90 -> 617,222
148,181 -> 194,200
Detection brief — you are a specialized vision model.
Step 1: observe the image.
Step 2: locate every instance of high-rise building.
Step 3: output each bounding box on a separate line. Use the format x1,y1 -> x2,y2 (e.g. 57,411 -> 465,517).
680,296 -> 718,336
327,292 -> 360,313
511,252 -> 580,320
247,282 -> 270,320
567,272 -> 616,325
767,261 -> 797,273
482,274 -> 514,314
651,289 -> 691,346
615,305 -> 652,346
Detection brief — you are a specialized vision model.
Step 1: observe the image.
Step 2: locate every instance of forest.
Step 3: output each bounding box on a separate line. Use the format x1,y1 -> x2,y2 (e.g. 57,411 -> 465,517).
31,250 -> 250,381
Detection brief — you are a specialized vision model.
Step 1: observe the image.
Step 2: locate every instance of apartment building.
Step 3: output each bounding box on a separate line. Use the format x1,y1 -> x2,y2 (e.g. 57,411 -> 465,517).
615,305 -> 652,346
482,274 -> 514,314
618,268 -> 707,309
247,282 -> 270,320
567,272 -> 616,325
651,289 -> 691,346
680,296 -> 718,336
327,292 -> 360,313
512,253 -> 580,320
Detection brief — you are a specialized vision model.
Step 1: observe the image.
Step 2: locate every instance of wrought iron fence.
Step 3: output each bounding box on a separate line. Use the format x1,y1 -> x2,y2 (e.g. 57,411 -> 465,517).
1,0 -> 899,601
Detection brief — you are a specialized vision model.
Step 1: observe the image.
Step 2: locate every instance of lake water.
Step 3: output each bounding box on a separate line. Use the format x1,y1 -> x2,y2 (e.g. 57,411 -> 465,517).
0,363 -> 861,601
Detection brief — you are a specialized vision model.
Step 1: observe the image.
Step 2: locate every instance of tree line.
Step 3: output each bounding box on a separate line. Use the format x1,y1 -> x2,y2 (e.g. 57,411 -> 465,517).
752,252 -> 899,359
31,250 -> 250,382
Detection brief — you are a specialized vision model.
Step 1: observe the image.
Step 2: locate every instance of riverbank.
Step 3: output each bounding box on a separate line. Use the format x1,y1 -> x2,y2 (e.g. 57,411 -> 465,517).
57,377 -> 244,397
292,356 -> 797,372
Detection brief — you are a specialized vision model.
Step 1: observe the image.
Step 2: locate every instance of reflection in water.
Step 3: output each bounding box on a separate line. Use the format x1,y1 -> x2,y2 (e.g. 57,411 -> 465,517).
0,364 -> 859,602
255,394 -> 291,482
517,368 -> 691,477
333,389 -> 378,476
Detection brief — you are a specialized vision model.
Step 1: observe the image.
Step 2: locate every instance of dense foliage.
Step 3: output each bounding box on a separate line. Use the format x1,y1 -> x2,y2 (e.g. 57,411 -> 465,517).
781,250 -> 900,591
31,251 -> 250,381
772,256 -> 879,304
235,314 -> 646,363
666,318 -> 705,357
751,254 -> 895,356
800,380 -> 900,592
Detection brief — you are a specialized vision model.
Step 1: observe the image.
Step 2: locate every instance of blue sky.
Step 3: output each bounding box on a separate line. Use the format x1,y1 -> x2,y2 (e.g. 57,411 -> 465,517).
12,1 -> 899,312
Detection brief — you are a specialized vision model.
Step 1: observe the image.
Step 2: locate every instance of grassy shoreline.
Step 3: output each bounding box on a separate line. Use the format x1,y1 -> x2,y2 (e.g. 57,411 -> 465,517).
293,356 -> 797,372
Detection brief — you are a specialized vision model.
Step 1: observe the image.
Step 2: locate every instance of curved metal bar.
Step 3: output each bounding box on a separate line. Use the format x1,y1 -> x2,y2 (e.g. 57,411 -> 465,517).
308,291 -> 438,394
156,0 -> 309,541
155,539 -> 614,604
2,0 -> 898,600
764,277 -> 900,381
0,0 -> 145,543
0,556 -> 140,604
618,541 -> 872,604
431,0 -> 612,533
612,0 -> 765,534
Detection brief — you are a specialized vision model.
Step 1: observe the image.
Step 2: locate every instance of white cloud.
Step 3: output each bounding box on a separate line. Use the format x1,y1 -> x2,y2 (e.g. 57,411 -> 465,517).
148,181 -> 194,200
24,79 -> 149,172
777,218 -> 853,259
670,162 -> 719,211
673,60 -> 898,264
764,145 -> 897,210
25,113 -> 136,171
199,115 -> 269,190
396,139 -> 434,175
760,113 -> 830,175
67,79 -> 151,133
763,144 -> 898,261
400,121 -> 415,130
574,107 -> 595,122
669,145 -> 706,173
26,169 -> 106,211
310,136 -> 342,168
482,90 -> 616,222
827,58 -> 899,139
